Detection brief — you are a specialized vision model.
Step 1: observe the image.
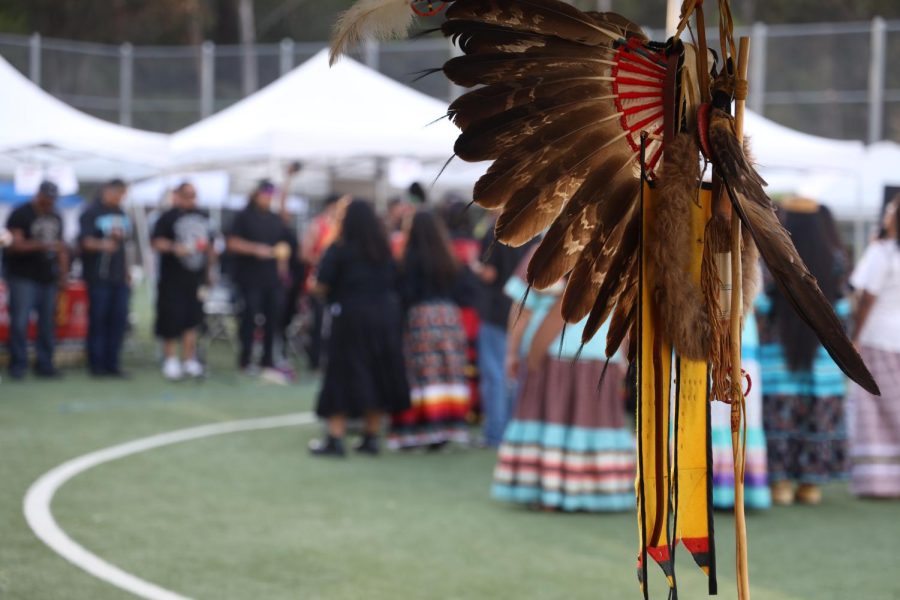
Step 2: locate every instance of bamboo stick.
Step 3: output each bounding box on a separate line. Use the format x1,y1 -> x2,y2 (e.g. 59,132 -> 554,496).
731,35 -> 752,600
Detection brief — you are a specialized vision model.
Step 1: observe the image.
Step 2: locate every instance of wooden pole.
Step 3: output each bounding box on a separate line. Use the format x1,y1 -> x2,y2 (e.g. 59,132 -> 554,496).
731,35 -> 752,600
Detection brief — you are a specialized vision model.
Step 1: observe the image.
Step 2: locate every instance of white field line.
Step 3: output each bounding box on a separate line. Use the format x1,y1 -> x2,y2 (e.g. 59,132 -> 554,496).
23,412 -> 317,600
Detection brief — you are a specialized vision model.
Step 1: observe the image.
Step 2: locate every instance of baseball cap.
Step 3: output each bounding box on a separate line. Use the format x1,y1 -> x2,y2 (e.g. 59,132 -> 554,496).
38,181 -> 59,199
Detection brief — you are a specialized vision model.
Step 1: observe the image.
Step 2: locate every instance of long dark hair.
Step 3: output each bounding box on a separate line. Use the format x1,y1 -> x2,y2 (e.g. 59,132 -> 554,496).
817,204 -> 849,289
403,210 -> 459,293
881,195 -> 900,247
774,207 -> 839,372
895,198 -> 900,247
338,199 -> 391,264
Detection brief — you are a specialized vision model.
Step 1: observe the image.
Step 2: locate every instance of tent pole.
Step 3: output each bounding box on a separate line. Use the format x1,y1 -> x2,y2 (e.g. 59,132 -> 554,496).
374,157 -> 388,213
127,192 -> 155,306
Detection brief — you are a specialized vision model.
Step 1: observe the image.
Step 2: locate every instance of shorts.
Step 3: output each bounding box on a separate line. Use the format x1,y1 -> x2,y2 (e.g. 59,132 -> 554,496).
155,283 -> 203,340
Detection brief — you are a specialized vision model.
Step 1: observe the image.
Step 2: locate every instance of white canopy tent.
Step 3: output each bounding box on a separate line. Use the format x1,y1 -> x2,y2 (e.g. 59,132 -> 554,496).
0,56 -> 169,184
743,110 -> 866,174
738,110 -> 874,224
170,49 -> 459,171
168,48 -> 884,222
861,141 -> 900,208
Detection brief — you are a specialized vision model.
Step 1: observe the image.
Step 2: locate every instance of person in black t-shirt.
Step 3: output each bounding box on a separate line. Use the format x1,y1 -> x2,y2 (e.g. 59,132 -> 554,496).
310,200 -> 410,457
79,179 -> 132,377
226,180 -> 289,372
3,181 -> 68,379
152,182 -> 213,380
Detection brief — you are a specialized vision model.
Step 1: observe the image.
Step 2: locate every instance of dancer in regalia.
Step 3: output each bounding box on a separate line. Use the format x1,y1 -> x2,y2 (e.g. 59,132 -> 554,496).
849,196 -> 900,498
492,254 -> 634,512
757,199 -> 849,505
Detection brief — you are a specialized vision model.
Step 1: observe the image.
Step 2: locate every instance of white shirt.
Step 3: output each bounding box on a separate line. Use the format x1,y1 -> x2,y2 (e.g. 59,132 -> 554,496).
850,239 -> 900,352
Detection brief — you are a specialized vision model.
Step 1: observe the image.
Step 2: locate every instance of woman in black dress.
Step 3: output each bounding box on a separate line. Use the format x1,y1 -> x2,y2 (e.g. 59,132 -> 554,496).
309,200 -> 410,457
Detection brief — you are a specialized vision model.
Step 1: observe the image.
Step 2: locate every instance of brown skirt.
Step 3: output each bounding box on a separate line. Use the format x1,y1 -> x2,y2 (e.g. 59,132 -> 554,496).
492,358 -> 635,512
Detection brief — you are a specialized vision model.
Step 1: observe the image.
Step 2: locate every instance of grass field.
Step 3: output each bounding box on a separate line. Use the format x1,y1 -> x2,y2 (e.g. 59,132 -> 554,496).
1,299 -> 899,599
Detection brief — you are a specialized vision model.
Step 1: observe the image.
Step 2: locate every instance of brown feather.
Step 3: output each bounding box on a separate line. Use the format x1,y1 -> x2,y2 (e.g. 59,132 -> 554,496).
491,126 -> 633,245
604,271 -> 637,357
445,0 -> 633,46
560,193 -> 638,320
706,108 -> 768,205
470,107 -> 627,211
443,52 -> 611,88
448,77 -> 611,131
740,137 -> 762,316
529,155 -> 636,291
710,125 -> 880,395
585,11 -> 648,40
560,216 -> 627,318
454,96 -> 616,161
580,213 -> 639,340
442,19 -> 620,57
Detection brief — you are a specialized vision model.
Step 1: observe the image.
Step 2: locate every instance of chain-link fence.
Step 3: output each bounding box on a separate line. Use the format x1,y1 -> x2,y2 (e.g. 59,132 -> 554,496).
2,19 -> 899,141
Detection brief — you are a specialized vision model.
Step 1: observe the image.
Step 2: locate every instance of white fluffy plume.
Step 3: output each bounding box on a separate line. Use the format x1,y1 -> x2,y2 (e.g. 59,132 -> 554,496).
329,0 -> 414,65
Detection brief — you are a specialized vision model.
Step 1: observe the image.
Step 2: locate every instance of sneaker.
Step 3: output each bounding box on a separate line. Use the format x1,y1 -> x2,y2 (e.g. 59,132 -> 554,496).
162,357 -> 183,381
182,358 -> 204,379
308,435 -> 346,457
260,367 -> 290,385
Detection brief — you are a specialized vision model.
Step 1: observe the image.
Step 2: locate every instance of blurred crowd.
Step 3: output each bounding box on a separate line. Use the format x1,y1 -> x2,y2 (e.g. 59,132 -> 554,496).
2,178 -> 899,511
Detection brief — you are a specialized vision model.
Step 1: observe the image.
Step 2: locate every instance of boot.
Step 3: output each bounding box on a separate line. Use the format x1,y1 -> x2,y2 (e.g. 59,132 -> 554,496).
770,480 -> 795,506
354,434 -> 380,456
795,484 -> 822,505
308,435 -> 346,457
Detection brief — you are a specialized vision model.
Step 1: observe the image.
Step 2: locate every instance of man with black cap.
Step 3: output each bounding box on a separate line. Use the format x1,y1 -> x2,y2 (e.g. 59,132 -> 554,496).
3,181 -> 68,379
79,179 -> 131,377
227,180 -> 291,373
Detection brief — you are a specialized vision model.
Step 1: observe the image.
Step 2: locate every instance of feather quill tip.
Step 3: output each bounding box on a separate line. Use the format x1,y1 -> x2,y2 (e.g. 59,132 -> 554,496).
329,0 -> 414,66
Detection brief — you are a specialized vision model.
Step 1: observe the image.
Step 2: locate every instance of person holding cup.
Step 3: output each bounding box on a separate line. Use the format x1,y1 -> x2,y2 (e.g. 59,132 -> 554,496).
80,179 -> 132,377
226,180 -> 291,374
151,182 -> 214,380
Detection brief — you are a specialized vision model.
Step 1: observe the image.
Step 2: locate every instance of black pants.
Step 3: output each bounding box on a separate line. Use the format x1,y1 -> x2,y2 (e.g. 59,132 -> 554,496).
238,283 -> 283,369
306,295 -> 326,370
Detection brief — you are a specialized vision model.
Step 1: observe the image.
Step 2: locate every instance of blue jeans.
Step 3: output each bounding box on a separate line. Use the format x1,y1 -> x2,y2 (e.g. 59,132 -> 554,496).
478,322 -> 516,447
6,277 -> 58,374
87,282 -> 130,373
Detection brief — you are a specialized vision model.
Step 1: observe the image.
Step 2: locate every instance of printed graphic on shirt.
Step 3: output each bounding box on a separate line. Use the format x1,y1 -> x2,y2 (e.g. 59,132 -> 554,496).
95,214 -> 132,239
174,213 -> 210,272
31,215 -> 61,247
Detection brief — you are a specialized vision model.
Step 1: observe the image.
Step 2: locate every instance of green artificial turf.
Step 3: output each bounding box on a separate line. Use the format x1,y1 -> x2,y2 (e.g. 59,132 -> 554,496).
0,292 -> 899,599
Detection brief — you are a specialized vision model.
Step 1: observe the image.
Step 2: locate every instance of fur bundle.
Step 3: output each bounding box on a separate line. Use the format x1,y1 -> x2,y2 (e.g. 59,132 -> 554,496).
649,133 -> 710,360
